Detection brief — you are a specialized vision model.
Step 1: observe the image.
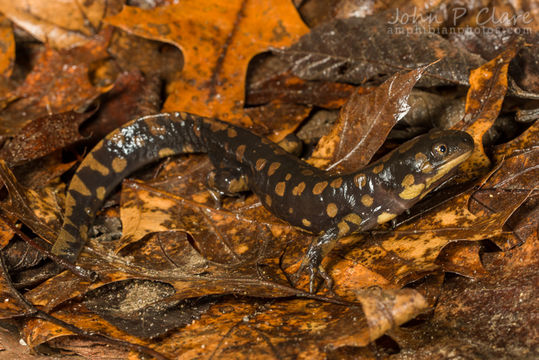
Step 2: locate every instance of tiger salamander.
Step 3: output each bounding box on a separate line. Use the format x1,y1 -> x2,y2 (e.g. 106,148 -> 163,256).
51,112 -> 474,292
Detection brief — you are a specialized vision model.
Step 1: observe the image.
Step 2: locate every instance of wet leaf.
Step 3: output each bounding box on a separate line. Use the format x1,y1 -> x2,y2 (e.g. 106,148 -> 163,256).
0,217 -> 13,249
337,180 -> 528,287
244,100 -> 312,142
83,279 -> 217,339
0,110 -> 94,166
0,254 -> 32,319
0,161 -> 58,244
80,71 -> 162,143
435,241 -> 488,278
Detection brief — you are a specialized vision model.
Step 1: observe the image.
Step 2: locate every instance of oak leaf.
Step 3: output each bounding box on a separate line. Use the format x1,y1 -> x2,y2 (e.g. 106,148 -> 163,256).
106,0 -> 309,123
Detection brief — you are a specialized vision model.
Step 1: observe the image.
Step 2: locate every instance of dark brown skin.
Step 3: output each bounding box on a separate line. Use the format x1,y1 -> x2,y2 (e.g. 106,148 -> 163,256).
51,112 -> 474,292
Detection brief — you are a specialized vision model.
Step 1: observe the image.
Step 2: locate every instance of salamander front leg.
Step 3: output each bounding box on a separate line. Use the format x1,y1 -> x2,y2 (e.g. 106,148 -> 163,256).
292,227 -> 340,293
207,168 -> 248,197
206,167 -> 248,208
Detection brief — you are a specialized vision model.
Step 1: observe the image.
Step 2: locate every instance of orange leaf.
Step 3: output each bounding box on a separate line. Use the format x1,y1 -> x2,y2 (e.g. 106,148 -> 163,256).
0,14 -> 14,79
454,39 -> 523,178
105,1 -> 309,123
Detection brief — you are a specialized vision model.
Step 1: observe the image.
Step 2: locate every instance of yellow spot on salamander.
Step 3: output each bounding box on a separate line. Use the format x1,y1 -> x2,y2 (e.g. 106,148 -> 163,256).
236,145 -> 246,162
399,183 -> 426,200
85,153 -> 110,176
292,182 -> 306,196
289,208 -> 294,214
425,152 -> 471,189
330,178 -> 343,188
302,169 -> 314,176
338,221 -> 350,236
313,181 -> 328,195
255,158 -> 267,171
183,144 -> 195,152
210,121 -> 227,132
401,174 -> 415,187
112,157 -> 127,173
96,186 -> 106,200
53,229 -> 77,255
377,212 -> 397,224
344,213 -> 362,225
268,162 -> 281,176
227,128 -> 237,138
326,203 -> 338,217
361,194 -> 373,207
285,173 -> 292,181
415,152 -> 433,173
79,225 -> 88,237
63,198 -> 75,218
193,123 -> 201,137
354,173 -> 366,188
421,162 -> 433,173
69,175 -> 91,196
275,182 -> 286,196
373,163 -> 384,174
228,178 -> 247,193
265,194 -> 272,207
302,218 -> 311,227
398,137 -> 420,153
158,148 -> 176,157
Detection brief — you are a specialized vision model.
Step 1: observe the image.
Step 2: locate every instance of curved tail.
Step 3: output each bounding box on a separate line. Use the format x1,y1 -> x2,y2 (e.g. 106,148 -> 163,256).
51,112 -> 209,262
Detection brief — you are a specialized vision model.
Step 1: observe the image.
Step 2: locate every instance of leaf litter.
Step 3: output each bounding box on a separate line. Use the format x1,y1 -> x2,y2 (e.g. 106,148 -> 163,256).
0,1 -> 536,359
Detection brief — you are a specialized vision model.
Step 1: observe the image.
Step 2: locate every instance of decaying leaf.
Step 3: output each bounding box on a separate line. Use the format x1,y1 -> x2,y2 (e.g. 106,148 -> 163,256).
246,72 -> 357,108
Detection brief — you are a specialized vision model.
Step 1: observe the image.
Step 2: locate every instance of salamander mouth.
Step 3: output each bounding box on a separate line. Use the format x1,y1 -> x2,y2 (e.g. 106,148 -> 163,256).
425,149 -> 473,189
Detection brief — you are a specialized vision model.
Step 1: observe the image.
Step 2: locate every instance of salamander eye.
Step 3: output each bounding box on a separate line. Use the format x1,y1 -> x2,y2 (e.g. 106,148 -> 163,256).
433,143 -> 447,155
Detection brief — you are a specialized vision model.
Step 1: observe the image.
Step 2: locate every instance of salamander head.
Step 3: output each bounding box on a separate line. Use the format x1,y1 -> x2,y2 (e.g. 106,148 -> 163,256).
379,129 -> 474,203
